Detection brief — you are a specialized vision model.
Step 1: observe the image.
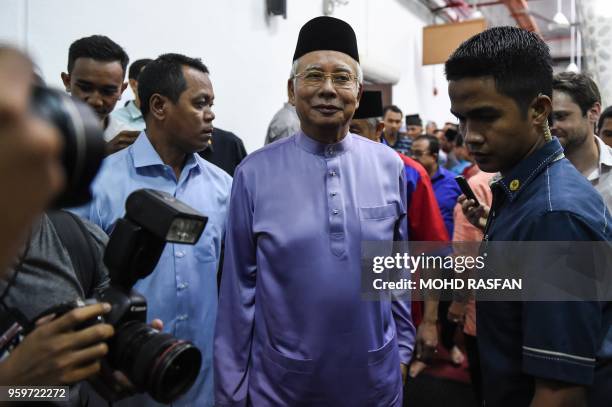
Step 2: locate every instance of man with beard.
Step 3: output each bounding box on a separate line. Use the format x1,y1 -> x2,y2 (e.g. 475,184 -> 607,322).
61,35 -> 139,155
215,17 -> 414,406
552,72 -> 612,210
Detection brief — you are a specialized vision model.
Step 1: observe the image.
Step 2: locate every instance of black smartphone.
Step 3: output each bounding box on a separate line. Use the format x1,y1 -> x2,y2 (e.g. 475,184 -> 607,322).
455,175 -> 480,206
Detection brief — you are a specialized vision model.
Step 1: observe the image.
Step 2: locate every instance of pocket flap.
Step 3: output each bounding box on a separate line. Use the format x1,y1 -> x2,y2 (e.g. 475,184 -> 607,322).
359,203 -> 399,220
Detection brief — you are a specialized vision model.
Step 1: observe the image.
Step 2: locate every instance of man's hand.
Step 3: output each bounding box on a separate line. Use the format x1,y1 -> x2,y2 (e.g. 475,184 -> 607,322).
415,320 -> 438,362
447,301 -> 466,324
0,303 -> 114,386
0,47 -> 64,273
458,195 -> 489,232
106,130 -> 140,155
400,363 -> 408,384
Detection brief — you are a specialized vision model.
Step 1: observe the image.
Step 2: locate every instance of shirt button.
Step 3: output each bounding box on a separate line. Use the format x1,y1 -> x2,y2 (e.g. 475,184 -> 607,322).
178,283 -> 189,290
326,146 -> 335,156
329,170 -> 337,177
330,192 -> 337,197
178,314 -> 188,321
175,251 -> 185,258
332,209 -> 340,215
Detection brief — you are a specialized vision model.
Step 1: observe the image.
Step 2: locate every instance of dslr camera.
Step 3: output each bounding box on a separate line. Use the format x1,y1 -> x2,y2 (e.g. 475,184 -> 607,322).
43,189 -> 207,404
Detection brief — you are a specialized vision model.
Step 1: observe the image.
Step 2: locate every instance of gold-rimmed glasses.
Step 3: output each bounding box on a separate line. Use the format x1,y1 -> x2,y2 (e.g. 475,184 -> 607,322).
293,70 -> 357,89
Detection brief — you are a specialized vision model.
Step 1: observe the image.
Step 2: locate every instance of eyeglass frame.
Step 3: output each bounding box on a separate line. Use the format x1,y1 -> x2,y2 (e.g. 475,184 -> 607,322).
292,69 -> 359,89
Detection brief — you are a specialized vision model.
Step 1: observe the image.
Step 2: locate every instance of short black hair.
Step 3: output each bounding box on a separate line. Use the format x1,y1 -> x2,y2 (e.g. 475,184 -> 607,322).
445,26 -> 552,116
67,35 -> 129,77
553,72 -> 601,116
138,53 -> 209,118
445,127 -> 458,143
383,105 -> 402,117
598,106 -> 612,134
128,58 -> 153,80
415,135 -> 439,156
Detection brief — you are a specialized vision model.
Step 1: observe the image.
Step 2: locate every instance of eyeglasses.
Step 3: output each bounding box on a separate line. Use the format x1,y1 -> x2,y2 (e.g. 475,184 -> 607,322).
411,150 -> 430,158
293,70 -> 357,89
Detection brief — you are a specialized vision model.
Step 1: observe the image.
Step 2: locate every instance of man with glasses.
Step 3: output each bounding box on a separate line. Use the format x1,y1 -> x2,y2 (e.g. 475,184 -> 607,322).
215,16 -> 414,406
412,135 -> 461,238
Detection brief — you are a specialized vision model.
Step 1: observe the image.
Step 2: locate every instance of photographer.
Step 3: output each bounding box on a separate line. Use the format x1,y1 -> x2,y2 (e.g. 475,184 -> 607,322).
0,212 -> 165,406
0,47 -> 64,272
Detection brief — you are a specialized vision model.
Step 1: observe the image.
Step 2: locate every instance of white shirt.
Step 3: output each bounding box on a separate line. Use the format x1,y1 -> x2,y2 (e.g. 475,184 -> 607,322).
587,135 -> 612,211
103,115 -> 131,141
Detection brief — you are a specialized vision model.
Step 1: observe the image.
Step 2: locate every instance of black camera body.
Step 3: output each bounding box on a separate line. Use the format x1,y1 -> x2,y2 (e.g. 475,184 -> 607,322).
37,190 -> 207,404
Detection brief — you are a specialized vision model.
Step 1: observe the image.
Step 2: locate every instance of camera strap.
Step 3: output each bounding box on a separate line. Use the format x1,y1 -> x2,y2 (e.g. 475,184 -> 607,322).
47,211 -> 96,298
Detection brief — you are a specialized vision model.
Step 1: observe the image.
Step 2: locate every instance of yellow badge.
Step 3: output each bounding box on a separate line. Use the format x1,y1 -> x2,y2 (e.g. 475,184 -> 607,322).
509,179 -> 520,191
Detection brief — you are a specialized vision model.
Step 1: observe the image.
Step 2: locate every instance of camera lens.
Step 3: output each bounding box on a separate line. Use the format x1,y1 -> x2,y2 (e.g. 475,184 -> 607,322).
109,321 -> 202,404
30,85 -> 106,208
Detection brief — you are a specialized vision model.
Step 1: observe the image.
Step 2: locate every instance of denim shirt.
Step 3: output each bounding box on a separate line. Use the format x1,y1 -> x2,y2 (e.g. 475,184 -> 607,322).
477,138 -> 612,407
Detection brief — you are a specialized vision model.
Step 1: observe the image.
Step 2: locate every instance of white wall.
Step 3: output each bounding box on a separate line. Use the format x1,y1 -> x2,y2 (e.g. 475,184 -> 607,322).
0,0 -> 455,153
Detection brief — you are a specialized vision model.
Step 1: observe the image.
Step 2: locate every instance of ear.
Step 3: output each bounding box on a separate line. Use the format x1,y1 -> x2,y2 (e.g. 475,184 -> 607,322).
530,94 -> 552,128
375,121 -> 385,135
149,94 -> 167,121
587,101 -> 601,124
354,83 -> 364,110
120,81 -> 128,94
128,78 -> 138,93
287,78 -> 296,106
60,72 -> 71,92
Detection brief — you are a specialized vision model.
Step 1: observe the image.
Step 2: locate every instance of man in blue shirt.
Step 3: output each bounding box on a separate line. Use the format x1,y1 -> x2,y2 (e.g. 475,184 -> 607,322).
72,53 -> 232,407
411,134 -> 461,238
447,26 -> 612,407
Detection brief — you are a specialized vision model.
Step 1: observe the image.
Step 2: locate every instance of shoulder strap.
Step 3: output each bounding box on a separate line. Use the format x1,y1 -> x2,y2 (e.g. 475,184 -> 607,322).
47,210 -> 96,297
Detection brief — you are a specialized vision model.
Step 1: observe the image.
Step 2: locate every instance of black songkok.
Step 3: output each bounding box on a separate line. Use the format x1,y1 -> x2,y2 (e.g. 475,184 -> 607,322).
353,90 -> 383,119
293,16 -> 359,62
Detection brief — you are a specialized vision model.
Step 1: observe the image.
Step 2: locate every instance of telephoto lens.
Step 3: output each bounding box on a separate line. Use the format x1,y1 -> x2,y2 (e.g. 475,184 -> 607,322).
108,321 -> 202,404
30,85 -> 106,208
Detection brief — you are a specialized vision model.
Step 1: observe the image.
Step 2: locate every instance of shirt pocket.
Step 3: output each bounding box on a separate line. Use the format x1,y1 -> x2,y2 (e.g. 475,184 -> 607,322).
359,203 -> 400,241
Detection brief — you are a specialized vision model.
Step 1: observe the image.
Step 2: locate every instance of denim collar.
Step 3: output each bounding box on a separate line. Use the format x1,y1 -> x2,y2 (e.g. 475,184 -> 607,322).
295,130 -> 352,158
492,137 -> 565,203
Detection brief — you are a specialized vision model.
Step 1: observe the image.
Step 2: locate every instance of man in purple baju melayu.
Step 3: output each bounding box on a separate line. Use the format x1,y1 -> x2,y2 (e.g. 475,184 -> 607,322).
214,16 -> 415,406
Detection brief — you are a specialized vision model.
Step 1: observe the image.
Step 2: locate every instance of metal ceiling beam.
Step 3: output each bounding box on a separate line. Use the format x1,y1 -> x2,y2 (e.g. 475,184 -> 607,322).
500,0 -> 540,34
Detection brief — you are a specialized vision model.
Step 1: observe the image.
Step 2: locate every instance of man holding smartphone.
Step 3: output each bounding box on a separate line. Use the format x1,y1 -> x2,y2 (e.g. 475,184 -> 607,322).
448,26 -> 612,407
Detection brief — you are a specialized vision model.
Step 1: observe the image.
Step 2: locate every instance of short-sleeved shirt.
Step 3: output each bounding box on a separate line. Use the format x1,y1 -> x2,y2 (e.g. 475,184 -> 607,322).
477,138 -> 612,406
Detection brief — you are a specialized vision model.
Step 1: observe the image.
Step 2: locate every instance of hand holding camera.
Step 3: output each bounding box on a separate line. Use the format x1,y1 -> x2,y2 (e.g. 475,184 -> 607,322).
0,303 -> 113,386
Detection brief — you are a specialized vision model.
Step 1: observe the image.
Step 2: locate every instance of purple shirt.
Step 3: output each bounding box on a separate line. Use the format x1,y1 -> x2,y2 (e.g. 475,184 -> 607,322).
214,132 -> 415,406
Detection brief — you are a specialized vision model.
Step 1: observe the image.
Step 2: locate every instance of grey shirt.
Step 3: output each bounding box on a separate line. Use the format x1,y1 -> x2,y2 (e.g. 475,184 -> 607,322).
0,213 -> 110,322
264,102 -> 301,145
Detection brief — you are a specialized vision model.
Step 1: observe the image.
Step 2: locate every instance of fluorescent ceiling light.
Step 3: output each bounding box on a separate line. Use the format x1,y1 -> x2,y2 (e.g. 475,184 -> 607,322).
553,11 -> 570,26
566,62 -> 579,72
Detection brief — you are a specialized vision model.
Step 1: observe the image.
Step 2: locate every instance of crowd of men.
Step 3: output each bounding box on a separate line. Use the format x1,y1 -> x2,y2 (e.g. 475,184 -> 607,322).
0,14 -> 610,407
